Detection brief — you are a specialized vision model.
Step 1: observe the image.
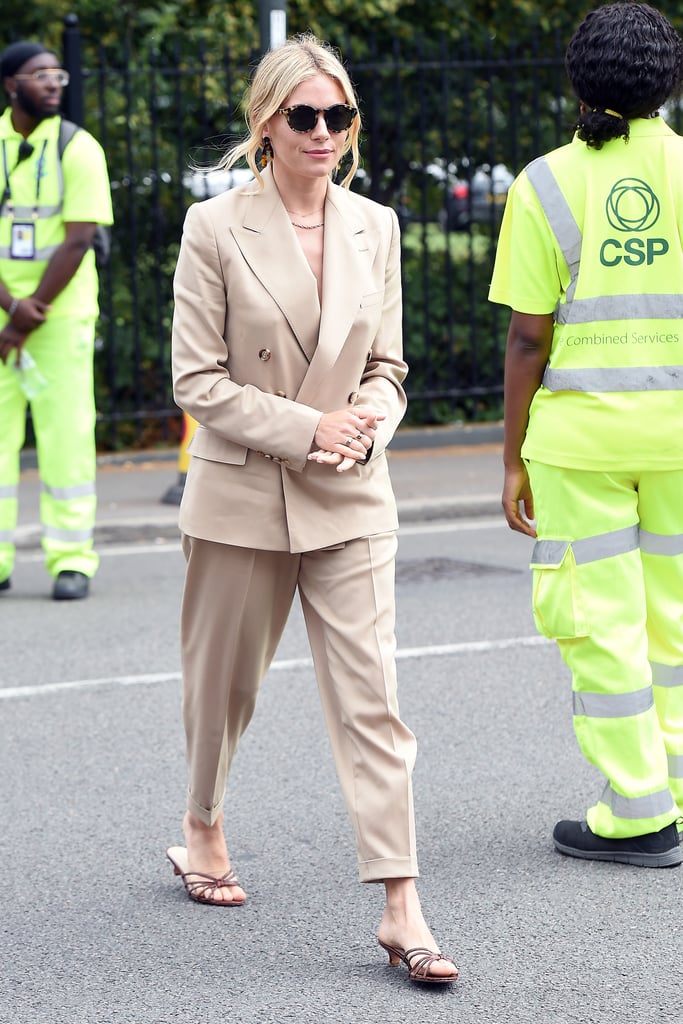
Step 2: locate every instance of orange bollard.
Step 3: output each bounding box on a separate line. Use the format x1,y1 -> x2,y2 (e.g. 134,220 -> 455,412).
160,412 -> 198,505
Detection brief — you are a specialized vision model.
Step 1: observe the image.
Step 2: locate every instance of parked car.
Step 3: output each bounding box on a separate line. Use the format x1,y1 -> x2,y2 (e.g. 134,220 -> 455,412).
183,166 -> 253,199
352,158 -> 514,231
439,161 -> 515,231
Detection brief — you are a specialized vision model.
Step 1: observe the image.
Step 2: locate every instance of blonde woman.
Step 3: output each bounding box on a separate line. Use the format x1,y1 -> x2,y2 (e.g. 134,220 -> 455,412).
166,34 -> 458,984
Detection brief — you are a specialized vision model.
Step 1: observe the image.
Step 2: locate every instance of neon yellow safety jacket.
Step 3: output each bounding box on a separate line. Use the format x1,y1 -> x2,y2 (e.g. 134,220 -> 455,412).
490,116 -> 683,472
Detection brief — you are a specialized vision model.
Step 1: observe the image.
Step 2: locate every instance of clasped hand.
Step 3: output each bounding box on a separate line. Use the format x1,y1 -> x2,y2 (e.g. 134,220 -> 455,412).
309,405 -> 384,473
0,297 -> 49,363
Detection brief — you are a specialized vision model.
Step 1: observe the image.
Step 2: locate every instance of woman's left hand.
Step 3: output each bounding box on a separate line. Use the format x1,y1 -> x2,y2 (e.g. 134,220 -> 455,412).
307,450 -> 357,473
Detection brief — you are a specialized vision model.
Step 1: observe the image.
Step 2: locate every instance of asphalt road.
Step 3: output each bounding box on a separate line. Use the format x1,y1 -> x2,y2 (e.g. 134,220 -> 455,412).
2,515 -> 682,1024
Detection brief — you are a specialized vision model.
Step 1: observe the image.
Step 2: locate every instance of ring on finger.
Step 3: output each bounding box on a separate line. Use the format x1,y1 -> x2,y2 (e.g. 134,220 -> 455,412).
355,432 -> 363,441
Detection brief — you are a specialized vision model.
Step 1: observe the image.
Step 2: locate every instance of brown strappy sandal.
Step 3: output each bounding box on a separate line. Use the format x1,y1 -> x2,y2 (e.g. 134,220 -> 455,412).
166,846 -> 246,907
378,939 -> 459,984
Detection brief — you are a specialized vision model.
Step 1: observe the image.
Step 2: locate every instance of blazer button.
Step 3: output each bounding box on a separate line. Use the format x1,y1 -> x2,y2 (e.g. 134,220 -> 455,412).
275,390 -> 286,398
348,391 -> 359,404
258,348 -> 272,361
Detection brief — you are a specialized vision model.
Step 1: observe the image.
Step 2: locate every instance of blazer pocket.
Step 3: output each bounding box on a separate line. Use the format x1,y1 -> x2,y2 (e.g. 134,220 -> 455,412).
187,425 -> 248,466
360,290 -> 384,308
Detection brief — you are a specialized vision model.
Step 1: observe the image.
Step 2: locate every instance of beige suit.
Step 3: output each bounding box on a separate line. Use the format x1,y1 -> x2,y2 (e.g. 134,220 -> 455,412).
171,167 -> 419,882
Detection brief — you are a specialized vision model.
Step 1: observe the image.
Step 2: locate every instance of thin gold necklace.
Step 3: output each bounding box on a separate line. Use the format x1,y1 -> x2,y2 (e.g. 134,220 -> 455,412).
290,219 -> 324,229
287,206 -> 324,229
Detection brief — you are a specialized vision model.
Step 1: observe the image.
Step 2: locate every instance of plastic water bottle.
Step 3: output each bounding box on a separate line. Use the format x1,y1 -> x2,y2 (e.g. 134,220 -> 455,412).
8,349 -> 48,399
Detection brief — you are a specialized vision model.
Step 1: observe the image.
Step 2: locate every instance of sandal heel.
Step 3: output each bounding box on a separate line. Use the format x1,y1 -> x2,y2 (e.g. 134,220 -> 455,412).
378,939 -> 401,967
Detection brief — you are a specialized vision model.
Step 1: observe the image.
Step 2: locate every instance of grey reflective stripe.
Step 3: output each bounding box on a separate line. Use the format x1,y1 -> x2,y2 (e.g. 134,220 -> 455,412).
668,753 -> 683,778
526,156 -> 582,306
640,529 -> 683,556
43,525 -> 93,542
0,243 -> 60,261
572,525 -> 639,564
650,662 -> 683,687
41,481 -> 96,501
573,685 -> 653,718
543,365 -> 683,392
557,293 -> 683,324
530,539 -> 569,565
0,484 -> 18,499
0,529 -> 14,542
599,781 -> 675,820
531,525 -> 639,566
10,203 -> 63,219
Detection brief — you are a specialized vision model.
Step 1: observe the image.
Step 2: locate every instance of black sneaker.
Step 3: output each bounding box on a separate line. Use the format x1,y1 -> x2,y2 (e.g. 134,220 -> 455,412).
52,570 -> 90,601
553,819 -> 682,868
0,576 -> 10,592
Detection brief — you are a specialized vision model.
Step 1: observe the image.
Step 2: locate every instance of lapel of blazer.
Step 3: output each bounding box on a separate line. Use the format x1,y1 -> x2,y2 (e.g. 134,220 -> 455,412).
295,184 -> 374,405
229,167 -> 320,362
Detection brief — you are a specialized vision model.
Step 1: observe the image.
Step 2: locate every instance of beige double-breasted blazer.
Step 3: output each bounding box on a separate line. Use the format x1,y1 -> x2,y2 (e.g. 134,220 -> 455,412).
171,165 -> 408,553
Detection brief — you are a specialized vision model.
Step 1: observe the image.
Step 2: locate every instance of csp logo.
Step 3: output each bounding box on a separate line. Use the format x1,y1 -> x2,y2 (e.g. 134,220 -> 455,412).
606,178 -> 660,231
600,178 -> 667,266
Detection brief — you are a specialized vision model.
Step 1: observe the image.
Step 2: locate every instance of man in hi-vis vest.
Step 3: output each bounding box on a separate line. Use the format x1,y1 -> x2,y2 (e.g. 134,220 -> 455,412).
490,2 -> 683,867
0,41 -> 112,600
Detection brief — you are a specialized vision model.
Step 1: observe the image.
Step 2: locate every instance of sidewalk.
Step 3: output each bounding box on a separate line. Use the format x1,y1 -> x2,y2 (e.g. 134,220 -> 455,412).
14,424 -> 504,549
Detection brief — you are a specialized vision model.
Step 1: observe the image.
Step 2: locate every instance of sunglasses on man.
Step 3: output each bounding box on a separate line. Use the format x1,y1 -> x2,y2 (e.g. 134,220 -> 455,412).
14,69 -> 70,87
277,103 -> 358,134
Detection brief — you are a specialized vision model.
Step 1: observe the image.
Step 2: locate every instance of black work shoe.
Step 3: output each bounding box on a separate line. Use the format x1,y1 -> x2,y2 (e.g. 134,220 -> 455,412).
52,570 -> 90,601
553,819 -> 682,868
0,576 -> 10,592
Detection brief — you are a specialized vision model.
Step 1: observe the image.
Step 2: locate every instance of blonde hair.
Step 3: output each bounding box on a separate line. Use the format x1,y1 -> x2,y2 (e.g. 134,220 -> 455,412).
222,33 -> 361,189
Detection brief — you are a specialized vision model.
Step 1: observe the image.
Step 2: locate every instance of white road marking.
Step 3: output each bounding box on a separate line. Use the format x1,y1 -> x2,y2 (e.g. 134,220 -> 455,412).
14,517 -> 508,564
16,540 -> 184,562
0,634 -> 551,702
399,516 -> 506,536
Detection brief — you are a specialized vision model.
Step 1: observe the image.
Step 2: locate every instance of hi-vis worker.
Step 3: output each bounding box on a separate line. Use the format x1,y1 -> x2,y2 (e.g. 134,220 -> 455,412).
0,42 -> 113,600
490,2 -> 683,867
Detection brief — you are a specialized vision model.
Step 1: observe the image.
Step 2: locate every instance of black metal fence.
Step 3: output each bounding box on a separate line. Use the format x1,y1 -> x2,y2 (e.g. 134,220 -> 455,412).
58,22 -> 578,449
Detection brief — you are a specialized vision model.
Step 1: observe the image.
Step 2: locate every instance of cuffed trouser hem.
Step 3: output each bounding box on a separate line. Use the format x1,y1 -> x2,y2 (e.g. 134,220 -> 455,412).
47,551 -> 99,579
186,788 -> 222,828
358,856 -> 419,884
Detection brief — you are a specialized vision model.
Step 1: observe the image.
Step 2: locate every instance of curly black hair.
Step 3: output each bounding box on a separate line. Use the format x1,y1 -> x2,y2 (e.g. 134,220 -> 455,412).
565,2 -> 683,149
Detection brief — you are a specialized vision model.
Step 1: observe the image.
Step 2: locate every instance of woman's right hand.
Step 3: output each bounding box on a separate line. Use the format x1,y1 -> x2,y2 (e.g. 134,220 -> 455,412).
312,405 -> 384,465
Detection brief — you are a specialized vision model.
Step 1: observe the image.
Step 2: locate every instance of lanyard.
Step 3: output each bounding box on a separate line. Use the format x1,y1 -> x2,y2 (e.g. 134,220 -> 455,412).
1,138 -> 48,219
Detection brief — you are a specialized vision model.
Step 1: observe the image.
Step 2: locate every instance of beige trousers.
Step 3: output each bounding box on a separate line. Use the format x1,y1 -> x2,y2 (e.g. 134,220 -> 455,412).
180,532 -> 419,882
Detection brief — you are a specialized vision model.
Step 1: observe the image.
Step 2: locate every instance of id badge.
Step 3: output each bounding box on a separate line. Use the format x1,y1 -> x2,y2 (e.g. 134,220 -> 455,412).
10,221 -> 35,260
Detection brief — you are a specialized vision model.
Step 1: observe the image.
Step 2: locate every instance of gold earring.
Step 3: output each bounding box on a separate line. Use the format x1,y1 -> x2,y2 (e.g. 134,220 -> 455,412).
260,136 -> 274,169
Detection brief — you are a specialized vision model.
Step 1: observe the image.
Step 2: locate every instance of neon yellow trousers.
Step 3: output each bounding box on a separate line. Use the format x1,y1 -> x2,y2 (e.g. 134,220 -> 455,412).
527,461 -> 683,839
0,317 -> 98,582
